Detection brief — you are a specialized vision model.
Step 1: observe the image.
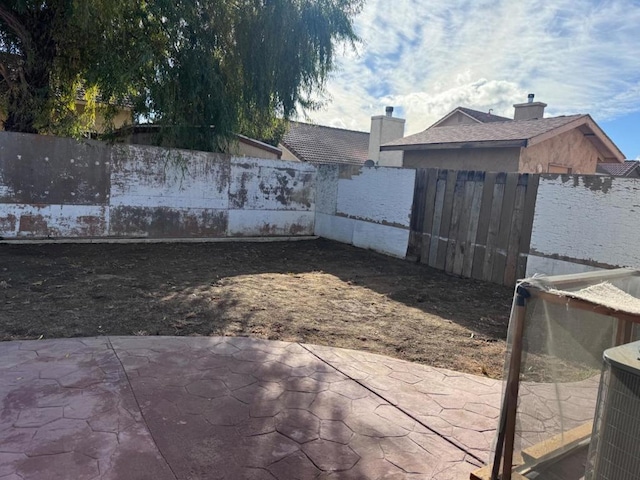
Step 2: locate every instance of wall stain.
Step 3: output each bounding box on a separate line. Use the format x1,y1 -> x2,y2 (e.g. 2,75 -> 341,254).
288,223 -> 307,235
334,212 -> 407,229
258,172 -> 312,208
0,214 -> 17,232
110,207 -> 228,238
338,165 -> 363,180
76,216 -> 106,237
229,172 -> 250,208
577,175 -> 613,193
18,215 -> 49,236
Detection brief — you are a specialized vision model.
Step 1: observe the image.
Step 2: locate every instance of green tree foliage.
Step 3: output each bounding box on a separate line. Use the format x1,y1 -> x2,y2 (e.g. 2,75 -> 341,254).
0,0 -> 363,150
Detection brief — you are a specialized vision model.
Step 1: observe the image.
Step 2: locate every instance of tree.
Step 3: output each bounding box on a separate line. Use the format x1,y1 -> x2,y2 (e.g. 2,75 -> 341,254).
0,0 -> 363,150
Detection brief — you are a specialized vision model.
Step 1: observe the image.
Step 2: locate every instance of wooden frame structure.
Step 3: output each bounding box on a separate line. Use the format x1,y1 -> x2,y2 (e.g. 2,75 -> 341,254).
472,268 -> 640,480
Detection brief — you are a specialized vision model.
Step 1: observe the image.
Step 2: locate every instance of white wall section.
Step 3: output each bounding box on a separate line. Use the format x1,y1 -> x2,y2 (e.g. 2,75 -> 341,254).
527,175 -> 640,276
314,165 -> 415,258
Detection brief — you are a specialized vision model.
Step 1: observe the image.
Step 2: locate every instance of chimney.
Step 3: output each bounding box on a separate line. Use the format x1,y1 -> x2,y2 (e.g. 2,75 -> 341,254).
513,93 -> 547,121
368,106 -> 405,167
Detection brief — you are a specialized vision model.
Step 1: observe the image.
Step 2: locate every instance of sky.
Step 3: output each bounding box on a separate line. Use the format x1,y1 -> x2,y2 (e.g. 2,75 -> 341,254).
302,0 -> 640,159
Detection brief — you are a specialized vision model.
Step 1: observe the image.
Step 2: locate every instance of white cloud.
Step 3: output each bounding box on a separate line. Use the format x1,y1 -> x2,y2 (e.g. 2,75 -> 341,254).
304,0 -> 640,135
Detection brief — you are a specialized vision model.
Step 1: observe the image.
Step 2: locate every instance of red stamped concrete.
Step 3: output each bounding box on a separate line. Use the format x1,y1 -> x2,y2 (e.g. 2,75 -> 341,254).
303,344 -> 502,464
1,337 -> 501,479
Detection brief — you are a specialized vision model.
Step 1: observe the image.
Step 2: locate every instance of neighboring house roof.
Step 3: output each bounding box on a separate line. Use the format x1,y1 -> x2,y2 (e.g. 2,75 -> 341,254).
381,114 -> 625,162
280,121 -> 369,165
457,107 -> 512,123
431,107 -> 512,127
596,161 -> 640,177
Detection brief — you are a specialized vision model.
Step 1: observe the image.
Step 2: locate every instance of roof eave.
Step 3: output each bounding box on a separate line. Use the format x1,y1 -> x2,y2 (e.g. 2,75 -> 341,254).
380,139 -> 527,152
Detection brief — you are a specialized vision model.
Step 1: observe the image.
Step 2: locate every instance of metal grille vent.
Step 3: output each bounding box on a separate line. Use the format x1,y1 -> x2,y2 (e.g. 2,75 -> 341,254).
586,342 -> 640,480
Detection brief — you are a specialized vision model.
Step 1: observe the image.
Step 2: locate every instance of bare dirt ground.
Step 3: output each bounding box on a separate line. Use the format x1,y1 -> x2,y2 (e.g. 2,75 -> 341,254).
0,239 -> 514,378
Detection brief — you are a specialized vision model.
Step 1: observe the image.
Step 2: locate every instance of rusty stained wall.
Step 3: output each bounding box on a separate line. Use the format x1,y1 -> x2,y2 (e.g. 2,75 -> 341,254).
0,132 -> 316,239
228,157 -> 315,236
108,145 -> 231,237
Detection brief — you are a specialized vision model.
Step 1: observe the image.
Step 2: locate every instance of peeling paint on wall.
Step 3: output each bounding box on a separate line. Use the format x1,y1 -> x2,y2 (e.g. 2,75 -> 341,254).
0,133 -> 317,240
110,206 -> 227,238
528,175 -> 640,276
0,204 -> 109,237
229,157 -> 315,211
110,145 -> 230,209
228,210 -> 314,237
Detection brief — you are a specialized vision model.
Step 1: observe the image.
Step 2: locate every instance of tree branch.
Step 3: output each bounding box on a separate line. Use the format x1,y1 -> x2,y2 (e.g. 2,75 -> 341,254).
0,5 -> 32,52
0,61 -> 14,88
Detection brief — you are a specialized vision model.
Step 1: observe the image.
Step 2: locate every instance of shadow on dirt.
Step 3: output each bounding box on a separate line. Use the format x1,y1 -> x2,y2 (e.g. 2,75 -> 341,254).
0,238 -> 512,344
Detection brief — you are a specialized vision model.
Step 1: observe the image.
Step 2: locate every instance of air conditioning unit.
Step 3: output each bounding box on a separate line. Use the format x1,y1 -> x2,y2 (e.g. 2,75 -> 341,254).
586,340 -> 640,480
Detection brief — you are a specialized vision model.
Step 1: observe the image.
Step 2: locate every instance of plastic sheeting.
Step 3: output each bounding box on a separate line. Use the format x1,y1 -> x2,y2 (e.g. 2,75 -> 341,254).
492,268 -> 640,478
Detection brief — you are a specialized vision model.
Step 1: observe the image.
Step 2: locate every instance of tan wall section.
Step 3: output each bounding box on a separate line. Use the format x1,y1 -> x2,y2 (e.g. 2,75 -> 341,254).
75,103 -> 132,133
0,103 -> 131,133
403,147 -> 521,172
519,128 -> 600,174
278,144 -> 301,162
230,142 -> 281,160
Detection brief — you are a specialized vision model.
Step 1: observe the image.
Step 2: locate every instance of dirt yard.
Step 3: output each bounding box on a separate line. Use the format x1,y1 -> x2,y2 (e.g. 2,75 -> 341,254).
0,238 -> 514,378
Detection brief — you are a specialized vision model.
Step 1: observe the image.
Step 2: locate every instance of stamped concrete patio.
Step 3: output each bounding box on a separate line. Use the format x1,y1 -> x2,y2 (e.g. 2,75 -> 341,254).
1,337 -> 503,479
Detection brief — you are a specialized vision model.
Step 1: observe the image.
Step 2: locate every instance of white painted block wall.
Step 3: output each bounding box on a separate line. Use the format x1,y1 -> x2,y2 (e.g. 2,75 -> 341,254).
0,133 -> 317,239
315,165 -> 415,258
110,145 -> 229,209
527,175 -> 640,276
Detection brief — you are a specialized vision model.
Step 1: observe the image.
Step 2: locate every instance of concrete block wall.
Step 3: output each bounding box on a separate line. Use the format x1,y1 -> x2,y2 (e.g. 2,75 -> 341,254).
315,164 -> 415,257
526,174 -> 640,277
0,133 -> 413,260
0,133 -> 315,239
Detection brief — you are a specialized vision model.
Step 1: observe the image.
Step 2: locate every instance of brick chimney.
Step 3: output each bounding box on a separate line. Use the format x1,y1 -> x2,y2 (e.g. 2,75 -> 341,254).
368,107 -> 405,167
513,94 -> 547,121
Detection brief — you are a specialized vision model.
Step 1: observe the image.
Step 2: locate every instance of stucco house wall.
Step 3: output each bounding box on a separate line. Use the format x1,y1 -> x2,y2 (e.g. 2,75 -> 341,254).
279,144 -> 301,162
519,128 -> 601,174
402,147 -> 521,172
1,102 -> 132,134
228,142 -> 281,160
75,103 -> 132,133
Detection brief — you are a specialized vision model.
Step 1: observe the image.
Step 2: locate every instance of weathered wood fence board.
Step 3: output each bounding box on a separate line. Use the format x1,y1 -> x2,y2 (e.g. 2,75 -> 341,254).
407,169 -> 539,286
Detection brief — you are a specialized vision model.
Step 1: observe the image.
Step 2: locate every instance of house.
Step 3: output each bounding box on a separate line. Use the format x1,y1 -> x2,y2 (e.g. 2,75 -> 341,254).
0,85 -> 132,134
379,95 -> 625,174
429,106 -> 511,127
596,161 -> 640,178
279,121 -> 370,165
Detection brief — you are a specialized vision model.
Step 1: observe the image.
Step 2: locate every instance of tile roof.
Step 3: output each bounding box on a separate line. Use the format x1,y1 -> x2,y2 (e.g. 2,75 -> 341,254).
382,115 -> 585,149
596,161 -> 640,177
281,121 -> 369,165
456,107 -> 512,123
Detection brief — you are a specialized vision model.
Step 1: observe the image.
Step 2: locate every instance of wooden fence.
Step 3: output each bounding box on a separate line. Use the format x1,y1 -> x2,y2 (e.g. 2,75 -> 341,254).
407,169 -> 539,286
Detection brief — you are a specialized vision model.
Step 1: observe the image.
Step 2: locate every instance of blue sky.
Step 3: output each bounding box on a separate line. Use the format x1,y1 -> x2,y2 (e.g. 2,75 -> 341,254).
303,0 -> 640,159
